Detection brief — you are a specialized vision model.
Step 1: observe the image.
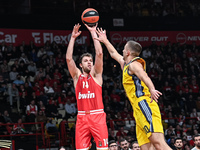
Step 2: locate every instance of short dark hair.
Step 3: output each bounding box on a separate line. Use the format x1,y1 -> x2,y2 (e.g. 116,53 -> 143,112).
119,138 -> 128,145
131,141 -> 139,149
108,140 -> 116,146
193,134 -> 200,140
79,53 -> 93,64
132,141 -> 138,145
174,138 -> 182,143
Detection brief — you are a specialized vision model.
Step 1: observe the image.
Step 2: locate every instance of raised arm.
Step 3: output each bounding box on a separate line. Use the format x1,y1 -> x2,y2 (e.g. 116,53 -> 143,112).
95,28 -> 124,70
66,24 -> 82,80
84,24 -> 103,75
129,61 -> 162,103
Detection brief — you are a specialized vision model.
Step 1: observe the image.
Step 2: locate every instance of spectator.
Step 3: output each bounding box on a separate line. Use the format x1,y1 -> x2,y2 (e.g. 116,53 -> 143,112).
47,99 -> 62,119
108,140 -> 118,150
33,82 -> 43,96
141,48 -> 151,60
45,118 -> 58,134
0,79 -> 8,103
192,134 -> 200,150
3,110 -> 13,123
52,81 -> 61,95
174,138 -> 183,150
12,118 -> 27,134
190,108 -> 200,118
116,127 -> 127,140
37,47 -> 46,58
175,124 -> 183,138
29,49 -> 38,63
186,95 -> 197,113
35,67 -> 46,79
38,100 -> 46,115
124,114 -> 135,130
184,144 -> 191,150
50,74 -> 60,87
108,129 -> 117,141
120,138 -> 131,150
37,91 -> 48,106
115,112 -> 125,129
9,67 -> 18,82
26,100 -> 38,122
131,141 -> 140,150
65,91 -> 76,104
43,74 -> 52,86
121,107 -> 130,119
1,59 -> 10,71
18,53 -> 30,65
64,99 -> 76,120
127,126 -> 136,141
57,91 -> 67,109
36,110 -> 47,123
13,74 -> 25,87
27,61 -> 37,77
53,68 -> 62,80
43,82 -> 54,95
8,83 -> 19,108
17,61 -> 27,76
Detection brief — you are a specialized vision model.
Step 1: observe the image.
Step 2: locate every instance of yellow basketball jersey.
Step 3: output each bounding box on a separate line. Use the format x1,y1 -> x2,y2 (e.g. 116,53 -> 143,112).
122,57 -> 151,105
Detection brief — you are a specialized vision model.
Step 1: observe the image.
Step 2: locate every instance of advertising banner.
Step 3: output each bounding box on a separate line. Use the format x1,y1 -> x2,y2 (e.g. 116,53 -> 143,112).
0,29 -> 90,46
110,31 -> 200,47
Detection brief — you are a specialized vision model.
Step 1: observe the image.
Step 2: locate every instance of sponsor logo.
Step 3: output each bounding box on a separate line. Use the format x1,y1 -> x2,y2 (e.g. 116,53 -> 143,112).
32,32 -> 87,44
0,31 -> 17,43
78,91 -> 95,99
143,125 -> 150,134
111,33 -> 122,45
98,141 -> 102,147
176,33 -> 187,44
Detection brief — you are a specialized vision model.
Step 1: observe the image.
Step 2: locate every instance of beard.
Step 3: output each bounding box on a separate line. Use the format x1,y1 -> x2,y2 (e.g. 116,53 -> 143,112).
82,67 -> 90,74
123,146 -> 128,150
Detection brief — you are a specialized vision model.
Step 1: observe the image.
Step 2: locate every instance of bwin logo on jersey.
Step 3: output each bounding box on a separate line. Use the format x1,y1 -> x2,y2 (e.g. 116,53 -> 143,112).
78,91 -> 95,99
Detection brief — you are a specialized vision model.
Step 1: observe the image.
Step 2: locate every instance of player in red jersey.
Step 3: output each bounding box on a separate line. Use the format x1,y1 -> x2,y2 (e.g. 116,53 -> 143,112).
66,23 -> 108,150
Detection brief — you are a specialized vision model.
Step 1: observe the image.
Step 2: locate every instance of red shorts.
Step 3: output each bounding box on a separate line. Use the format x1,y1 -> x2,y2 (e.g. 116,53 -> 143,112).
76,109 -> 108,150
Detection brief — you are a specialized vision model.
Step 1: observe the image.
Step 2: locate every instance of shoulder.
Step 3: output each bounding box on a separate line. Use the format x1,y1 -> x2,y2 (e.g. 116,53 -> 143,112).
129,61 -> 142,70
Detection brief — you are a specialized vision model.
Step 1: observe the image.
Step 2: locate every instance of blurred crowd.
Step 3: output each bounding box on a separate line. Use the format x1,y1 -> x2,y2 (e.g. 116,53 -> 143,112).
2,0 -> 200,17
0,37 -> 200,149
90,0 -> 200,17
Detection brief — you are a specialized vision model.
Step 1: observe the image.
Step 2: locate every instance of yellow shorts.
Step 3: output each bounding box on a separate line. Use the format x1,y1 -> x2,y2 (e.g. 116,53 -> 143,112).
133,96 -> 164,146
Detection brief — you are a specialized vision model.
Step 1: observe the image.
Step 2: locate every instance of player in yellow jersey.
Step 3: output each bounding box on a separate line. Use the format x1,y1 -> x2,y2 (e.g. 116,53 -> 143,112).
94,28 -> 172,150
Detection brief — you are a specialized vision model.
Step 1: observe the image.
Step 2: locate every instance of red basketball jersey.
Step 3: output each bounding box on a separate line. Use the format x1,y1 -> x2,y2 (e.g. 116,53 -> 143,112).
75,74 -> 104,111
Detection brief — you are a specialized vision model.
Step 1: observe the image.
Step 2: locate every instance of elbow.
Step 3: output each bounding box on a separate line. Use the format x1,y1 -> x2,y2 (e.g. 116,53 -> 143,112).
66,56 -> 72,62
98,51 -> 103,56
97,51 -> 103,57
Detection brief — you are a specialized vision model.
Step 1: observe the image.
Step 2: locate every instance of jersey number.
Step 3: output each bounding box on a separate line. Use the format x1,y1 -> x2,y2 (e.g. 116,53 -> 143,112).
83,81 -> 89,88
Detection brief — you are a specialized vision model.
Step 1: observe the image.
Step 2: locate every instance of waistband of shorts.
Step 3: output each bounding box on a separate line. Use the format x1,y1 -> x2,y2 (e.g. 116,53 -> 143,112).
78,109 -> 104,115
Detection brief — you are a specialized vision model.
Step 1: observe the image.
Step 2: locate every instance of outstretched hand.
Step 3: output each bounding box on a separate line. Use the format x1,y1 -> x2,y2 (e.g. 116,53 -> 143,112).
84,23 -> 98,32
71,23 -> 82,39
150,89 -> 162,103
94,27 -> 107,43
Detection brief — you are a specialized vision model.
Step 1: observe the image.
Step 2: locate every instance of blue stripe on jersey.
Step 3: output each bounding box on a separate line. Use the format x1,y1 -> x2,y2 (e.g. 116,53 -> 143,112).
138,99 -> 154,132
132,75 -> 144,98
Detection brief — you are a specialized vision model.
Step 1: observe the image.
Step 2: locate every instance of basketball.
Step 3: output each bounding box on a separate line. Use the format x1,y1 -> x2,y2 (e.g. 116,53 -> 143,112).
81,8 -> 99,27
